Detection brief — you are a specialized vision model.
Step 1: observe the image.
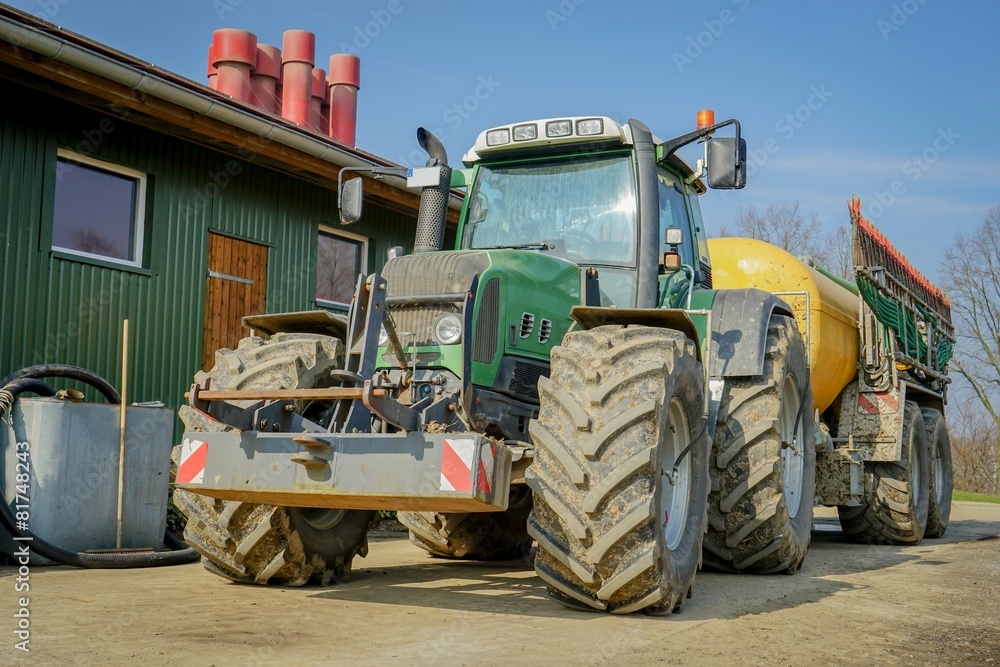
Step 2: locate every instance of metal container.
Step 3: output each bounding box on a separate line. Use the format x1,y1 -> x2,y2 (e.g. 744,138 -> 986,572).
1,397 -> 175,564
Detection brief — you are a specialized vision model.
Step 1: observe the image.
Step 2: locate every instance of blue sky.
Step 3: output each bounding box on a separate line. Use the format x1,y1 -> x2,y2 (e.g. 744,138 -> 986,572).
10,0 -> 999,281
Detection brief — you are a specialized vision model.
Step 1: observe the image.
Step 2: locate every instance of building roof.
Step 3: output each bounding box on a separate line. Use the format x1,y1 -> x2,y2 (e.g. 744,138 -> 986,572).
0,4 -> 461,220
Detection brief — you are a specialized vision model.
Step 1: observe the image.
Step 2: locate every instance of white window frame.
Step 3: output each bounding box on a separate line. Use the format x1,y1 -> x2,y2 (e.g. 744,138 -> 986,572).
52,148 -> 147,268
315,225 -> 369,307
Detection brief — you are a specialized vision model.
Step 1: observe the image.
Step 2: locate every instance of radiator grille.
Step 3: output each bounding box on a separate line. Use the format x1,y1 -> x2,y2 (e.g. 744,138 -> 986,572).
380,252 -> 489,346
508,360 -> 549,401
472,278 -> 500,363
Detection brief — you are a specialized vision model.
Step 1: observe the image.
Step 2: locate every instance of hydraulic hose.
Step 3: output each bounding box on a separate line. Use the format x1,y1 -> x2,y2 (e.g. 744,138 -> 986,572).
1,364 -> 121,404
0,365 -> 199,567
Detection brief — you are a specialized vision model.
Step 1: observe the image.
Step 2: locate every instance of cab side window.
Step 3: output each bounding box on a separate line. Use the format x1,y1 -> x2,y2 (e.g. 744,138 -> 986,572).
657,169 -> 693,266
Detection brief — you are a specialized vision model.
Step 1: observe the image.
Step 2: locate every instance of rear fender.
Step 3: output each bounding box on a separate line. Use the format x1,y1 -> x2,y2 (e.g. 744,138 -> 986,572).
708,288 -> 793,378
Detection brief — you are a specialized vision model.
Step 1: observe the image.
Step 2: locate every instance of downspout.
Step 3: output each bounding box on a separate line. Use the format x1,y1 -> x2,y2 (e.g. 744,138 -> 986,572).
630,119 -> 661,309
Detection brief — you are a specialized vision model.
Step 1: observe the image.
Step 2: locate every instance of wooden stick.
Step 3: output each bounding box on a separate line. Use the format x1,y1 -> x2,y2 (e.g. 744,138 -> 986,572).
115,319 -> 129,549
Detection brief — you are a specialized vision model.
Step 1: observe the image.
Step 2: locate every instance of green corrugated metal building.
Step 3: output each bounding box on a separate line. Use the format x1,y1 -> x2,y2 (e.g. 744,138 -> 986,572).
0,8 -> 457,429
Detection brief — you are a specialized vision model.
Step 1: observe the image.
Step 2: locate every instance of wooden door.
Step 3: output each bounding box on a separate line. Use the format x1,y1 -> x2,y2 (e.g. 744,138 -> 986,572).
202,232 -> 268,370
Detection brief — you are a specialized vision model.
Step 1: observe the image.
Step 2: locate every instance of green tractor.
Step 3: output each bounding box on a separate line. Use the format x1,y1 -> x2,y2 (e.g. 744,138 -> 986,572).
174,111 -> 821,615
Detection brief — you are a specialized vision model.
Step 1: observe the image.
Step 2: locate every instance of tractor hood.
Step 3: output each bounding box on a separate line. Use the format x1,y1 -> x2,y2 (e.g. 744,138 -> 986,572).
379,249 -> 583,388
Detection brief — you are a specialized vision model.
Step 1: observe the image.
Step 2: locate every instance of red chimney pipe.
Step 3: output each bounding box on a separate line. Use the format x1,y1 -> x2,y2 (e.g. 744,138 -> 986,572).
251,44 -> 281,113
328,54 -> 361,147
207,43 -> 218,90
212,29 -> 257,103
310,67 -> 327,132
280,30 -> 315,127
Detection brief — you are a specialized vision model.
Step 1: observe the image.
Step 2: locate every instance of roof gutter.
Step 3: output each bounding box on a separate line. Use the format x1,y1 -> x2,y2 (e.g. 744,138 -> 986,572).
0,12 -> 463,210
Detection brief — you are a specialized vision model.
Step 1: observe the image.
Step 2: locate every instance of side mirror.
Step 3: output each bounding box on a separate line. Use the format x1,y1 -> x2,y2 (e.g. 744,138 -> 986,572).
706,137 -> 747,190
339,177 -> 364,224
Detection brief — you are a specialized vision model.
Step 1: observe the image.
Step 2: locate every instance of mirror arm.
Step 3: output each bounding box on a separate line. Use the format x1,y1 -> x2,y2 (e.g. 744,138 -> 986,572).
337,165 -> 409,210
657,118 -> 741,161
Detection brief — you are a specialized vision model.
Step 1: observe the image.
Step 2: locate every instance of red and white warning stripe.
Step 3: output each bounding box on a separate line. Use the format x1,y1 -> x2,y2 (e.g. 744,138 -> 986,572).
477,443 -> 495,495
176,438 -> 208,485
441,439 -> 476,493
857,391 -> 899,415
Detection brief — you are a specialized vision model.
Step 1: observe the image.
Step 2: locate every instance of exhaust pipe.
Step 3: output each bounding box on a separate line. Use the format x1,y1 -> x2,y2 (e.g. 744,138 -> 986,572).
413,127 -> 451,254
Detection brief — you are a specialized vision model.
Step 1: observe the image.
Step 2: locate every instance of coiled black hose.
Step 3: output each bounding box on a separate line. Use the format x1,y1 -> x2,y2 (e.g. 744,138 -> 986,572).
1,364 -> 120,404
0,364 -> 198,568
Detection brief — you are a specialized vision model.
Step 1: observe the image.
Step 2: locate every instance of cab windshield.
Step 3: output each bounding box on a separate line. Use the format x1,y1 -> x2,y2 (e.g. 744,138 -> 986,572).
462,154 -> 637,267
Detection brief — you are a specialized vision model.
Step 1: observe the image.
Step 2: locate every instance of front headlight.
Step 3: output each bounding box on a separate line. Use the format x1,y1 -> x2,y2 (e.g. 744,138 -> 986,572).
434,314 -> 462,345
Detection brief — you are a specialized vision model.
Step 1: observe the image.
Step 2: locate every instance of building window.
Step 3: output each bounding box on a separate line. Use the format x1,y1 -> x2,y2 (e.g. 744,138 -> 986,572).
52,149 -> 147,266
316,227 -> 367,305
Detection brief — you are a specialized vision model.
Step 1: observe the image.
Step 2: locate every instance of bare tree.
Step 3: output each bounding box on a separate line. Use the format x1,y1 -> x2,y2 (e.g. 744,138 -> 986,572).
823,224 -> 854,280
942,205 -> 1000,490
718,201 -> 855,280
71,229 -> 119,257
949,391 -> 999,494
722,200 -> 826,260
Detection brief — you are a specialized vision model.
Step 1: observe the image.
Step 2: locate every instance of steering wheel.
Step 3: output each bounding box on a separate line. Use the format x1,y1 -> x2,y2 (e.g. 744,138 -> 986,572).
561,228 -> 598,257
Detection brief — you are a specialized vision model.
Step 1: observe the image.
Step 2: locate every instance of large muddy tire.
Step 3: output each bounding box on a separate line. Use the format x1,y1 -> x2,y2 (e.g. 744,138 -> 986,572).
838,400 -> 929,544
526,326 -> 709,615
702,315 -> 816,574
921,407 -> 952,538
399,486 -> 533,560
173,333 -> 376,585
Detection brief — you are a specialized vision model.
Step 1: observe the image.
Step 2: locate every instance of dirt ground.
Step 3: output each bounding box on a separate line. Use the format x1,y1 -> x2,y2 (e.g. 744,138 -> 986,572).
2,502 -> 999,666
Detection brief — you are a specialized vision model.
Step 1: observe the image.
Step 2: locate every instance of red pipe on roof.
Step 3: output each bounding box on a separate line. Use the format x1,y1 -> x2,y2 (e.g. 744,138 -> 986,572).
280,30 -> 314,127
206,43 -> 218,90
212,29 -> 257,103
251,44 -> 281,114
311,67 -> 326,132
328,53 -> 360,147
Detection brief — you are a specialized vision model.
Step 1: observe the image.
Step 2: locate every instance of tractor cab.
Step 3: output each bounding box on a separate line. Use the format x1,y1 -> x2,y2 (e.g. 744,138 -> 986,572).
457,115 -> 739,308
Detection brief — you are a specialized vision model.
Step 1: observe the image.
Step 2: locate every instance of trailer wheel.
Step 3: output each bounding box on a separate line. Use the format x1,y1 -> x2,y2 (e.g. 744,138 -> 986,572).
921,407 -> 952,538
838,400 -> 929,544
173,333 -> 376,585
526,326 -> 709,615
399,486 -> 533,560
702,315 -> 816,574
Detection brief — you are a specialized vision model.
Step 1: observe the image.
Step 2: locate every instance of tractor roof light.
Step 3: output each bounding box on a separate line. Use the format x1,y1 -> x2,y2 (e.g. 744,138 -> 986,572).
513,123 -> 538,141
576,118 -> 604,136
697,109 -> 715,130
546,120 -> 572,137
486,129 -> 511,146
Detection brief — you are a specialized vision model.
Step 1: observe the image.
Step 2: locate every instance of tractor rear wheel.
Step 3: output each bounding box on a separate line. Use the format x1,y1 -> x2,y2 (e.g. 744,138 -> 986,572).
838,400 -> 929,544
702,314 -> 816,574
173,333 -> 376,585
922,407 -> 952,538
398,486 -> 533,560
526,326 -> 709,615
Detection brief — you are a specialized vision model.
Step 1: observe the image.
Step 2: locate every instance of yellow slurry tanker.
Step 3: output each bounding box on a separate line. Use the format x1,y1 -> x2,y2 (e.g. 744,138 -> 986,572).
708,195 -> 954,553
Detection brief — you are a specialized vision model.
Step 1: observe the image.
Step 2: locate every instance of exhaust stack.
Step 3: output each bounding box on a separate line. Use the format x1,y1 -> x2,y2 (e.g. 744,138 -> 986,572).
413,128 -> 451,254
